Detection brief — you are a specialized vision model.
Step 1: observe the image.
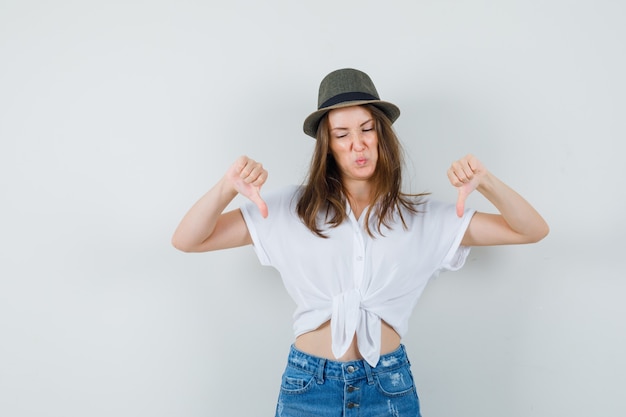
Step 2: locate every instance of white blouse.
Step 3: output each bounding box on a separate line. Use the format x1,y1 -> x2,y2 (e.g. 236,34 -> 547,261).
240,185 -> 475,367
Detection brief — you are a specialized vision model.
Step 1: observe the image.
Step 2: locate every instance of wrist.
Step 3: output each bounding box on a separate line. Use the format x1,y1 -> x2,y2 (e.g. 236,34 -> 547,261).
475,170 -> 496,194
217,175 -> 239,200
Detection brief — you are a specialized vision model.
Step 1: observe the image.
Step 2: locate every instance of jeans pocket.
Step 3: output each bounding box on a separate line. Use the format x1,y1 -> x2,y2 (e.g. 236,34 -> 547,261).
375,366 -> 416,397
280,366 -> 316,395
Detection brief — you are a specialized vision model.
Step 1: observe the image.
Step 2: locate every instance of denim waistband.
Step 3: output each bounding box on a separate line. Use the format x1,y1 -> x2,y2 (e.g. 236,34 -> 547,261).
286,344 -> 410,383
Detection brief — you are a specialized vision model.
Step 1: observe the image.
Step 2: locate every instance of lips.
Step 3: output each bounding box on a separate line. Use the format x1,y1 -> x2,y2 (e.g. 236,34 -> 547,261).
356,157 -> 367,165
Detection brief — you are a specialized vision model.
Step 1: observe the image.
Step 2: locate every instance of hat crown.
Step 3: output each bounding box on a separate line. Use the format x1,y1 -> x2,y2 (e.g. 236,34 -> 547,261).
303,68 -> 400,138
317,68 -> 380,109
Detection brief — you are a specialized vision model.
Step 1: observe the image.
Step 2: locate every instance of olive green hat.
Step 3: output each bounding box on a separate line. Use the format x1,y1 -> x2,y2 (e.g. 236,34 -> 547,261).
303,68 -> 401,138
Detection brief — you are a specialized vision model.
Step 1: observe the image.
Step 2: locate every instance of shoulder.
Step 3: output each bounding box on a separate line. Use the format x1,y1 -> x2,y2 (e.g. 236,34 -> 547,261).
244,184 -> 303,222
398,196 -> 449,219
403,197 -> 471,228
420,197 -> 453,215
240,185 -> 304,235
262,184 -> 303,208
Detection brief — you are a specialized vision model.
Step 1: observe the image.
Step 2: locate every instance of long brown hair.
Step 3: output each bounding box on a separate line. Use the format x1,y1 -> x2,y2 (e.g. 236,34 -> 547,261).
296,104 -> 428,237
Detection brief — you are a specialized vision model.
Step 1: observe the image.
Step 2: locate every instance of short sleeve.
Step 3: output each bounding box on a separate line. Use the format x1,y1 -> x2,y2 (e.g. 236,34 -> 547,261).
240,202 -> 271,266
423,199 -> 476,272
239,186 -> 300,267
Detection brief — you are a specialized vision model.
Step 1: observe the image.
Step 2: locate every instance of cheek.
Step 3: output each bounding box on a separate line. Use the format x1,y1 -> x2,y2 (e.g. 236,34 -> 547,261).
369,137 -> 379,155
330,142 -> 349,156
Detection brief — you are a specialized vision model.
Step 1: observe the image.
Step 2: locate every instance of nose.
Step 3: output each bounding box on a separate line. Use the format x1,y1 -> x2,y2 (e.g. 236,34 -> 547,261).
351,132 -> 367,151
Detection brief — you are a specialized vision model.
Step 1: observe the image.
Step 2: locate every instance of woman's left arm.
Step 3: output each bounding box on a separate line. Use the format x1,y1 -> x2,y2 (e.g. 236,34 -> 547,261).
448,154 -> 550,246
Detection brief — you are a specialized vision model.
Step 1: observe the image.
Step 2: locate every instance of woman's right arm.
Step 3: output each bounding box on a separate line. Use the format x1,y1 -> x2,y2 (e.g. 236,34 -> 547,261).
171,156 -> 268,253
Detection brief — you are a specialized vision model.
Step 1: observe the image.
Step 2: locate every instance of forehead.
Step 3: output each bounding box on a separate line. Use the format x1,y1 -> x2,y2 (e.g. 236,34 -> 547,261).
327,106 -> 373,128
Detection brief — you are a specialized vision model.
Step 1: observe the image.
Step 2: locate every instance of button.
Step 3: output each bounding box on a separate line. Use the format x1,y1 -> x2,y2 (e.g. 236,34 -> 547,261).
347,402 -> 359,409
356,256 -> 363,261
346,365 -> 356,373
347,385 -> 359,393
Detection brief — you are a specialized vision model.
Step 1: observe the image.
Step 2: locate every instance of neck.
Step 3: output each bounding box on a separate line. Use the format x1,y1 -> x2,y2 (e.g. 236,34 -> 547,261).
344,180 -> 373,219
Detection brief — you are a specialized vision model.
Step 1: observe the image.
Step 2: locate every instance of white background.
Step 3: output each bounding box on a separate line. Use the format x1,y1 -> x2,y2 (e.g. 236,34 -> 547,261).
1,1 -> 624,416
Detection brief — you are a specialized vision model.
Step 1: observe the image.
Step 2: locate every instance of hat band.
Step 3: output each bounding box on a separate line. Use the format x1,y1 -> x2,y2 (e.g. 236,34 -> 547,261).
319,92 -> 379,109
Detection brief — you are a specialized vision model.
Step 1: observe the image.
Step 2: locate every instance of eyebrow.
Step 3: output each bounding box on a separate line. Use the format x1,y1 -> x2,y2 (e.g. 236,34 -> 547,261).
330,118 -> 374,131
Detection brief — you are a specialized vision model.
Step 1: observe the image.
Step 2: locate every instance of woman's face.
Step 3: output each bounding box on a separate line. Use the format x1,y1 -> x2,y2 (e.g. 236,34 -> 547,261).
327,106 -> 378,184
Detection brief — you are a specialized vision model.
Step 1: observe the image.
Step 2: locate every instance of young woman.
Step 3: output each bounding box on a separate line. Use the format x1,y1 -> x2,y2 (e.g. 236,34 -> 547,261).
172,68 -> 549,417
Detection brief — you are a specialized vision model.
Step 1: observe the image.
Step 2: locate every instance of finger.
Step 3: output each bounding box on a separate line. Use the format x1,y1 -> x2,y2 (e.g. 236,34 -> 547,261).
245,165 -> 267,185
447,167 -> 462,186
466,154 -> 478,171
447,166 -> 468,186
233,155 -> 250,173
450,160 -> 474,183
238,159 -> 255,179
251,169 -> 268,187
240,162 -> 265,184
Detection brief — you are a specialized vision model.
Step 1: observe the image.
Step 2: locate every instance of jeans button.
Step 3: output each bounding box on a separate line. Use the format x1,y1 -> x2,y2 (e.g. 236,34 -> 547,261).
346,365 -> 356,373
347,402 -> 359,409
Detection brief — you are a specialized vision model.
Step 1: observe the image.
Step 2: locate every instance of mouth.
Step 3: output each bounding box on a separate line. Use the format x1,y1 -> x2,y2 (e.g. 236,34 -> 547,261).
355,157 -> 368,166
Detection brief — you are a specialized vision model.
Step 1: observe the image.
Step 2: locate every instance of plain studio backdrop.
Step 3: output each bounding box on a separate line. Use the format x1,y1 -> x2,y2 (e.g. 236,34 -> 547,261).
1,0 -> 624,416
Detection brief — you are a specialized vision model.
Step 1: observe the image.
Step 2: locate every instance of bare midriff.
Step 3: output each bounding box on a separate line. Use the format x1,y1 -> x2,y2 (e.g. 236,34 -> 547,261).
294,320 -> 401,362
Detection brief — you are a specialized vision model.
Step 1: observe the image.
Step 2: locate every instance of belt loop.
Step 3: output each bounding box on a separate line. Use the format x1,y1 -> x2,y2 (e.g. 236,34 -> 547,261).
402,345 -> 410,365
316,358 -> 326,384
363,360 -> 374,385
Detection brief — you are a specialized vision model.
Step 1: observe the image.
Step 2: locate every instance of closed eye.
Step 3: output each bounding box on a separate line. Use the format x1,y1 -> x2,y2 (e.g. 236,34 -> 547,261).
361,119 -> 374,132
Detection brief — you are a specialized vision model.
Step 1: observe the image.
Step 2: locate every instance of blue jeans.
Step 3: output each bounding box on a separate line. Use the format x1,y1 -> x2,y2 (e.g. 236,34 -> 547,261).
275,344 -> 421,417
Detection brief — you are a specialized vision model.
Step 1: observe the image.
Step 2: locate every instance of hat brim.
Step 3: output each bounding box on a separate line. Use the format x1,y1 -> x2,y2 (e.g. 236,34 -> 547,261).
303,100 -> 400,138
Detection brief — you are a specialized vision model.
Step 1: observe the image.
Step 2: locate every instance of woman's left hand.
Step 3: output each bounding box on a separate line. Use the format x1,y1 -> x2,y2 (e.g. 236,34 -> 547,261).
448,154 -> 549,246
447,154 -> 487,217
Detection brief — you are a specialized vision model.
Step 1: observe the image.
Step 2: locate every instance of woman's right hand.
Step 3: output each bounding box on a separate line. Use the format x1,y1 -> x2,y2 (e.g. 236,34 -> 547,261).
172,155 -> 266,252
226,156 -> 269,218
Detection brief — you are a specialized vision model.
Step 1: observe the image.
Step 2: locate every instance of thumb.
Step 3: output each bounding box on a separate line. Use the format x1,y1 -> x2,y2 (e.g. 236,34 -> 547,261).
249,187 -> 268,218
456,187 -> 469,217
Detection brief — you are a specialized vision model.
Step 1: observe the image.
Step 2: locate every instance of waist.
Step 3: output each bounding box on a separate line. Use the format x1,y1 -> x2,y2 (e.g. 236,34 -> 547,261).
286,343 -> 410,378
294,319 -> 401,361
